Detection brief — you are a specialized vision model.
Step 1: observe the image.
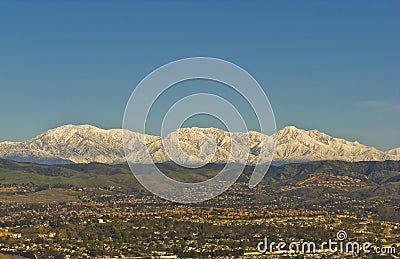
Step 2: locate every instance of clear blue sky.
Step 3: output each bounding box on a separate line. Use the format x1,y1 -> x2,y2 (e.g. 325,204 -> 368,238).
0,0 -> 399,150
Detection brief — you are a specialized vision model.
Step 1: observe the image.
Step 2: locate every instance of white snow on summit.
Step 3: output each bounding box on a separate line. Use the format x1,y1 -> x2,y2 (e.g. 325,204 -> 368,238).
0,124 -> 398,165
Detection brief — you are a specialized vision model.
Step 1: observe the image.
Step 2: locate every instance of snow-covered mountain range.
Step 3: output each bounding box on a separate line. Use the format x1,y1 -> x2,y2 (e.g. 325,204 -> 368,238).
0,124 -> 398,165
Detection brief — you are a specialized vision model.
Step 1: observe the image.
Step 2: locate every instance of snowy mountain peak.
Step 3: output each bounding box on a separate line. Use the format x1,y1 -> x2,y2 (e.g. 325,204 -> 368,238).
388,147 -> 400,156
0,124 -> 399,165
279,125 -> 300,132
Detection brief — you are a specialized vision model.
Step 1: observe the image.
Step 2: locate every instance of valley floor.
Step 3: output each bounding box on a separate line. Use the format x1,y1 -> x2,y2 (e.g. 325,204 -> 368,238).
0,184 -> 399,258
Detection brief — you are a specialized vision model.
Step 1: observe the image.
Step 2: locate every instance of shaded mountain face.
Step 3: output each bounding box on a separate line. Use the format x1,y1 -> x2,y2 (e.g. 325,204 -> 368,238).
0,125 -> 399,165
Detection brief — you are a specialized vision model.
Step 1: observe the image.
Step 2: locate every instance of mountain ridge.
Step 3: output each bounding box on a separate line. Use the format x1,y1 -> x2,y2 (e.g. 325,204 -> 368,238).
0,124 -> 399,165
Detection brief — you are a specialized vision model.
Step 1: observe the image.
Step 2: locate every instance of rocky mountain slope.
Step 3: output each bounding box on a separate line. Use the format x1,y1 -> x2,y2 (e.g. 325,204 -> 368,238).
0,125 -> 398,165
